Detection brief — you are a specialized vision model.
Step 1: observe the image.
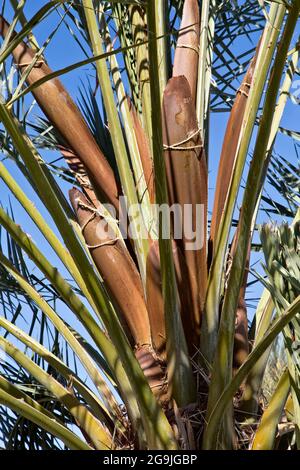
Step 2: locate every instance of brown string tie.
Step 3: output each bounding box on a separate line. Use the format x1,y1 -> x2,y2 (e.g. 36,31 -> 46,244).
163,128 -> 203,151
17,60 -> 45,68
77,200 -> 119,250
176,43 -> 200,55
237,82 -> 252,98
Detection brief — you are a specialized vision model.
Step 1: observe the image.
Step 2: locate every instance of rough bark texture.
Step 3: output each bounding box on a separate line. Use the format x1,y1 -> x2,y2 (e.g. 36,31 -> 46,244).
59,146 -> 99,206
0,15 -> 119,211
135,345 -> 168,403
163,76 -> 208,349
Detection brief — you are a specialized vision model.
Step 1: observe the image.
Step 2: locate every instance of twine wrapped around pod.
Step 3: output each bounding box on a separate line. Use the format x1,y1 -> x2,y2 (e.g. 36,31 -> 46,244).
173,0 -> 200,103
70,189 -> 168,400
69,188 -> 150,347
162,76 -> 208,349
0,15 -> 119,211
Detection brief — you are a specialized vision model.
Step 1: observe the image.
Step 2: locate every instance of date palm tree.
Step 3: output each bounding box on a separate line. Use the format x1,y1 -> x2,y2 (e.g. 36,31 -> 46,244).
0,0 -> 300,450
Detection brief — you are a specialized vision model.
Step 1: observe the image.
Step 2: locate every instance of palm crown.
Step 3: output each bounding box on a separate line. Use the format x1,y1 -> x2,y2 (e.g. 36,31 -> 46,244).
0,0 -> 300,450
